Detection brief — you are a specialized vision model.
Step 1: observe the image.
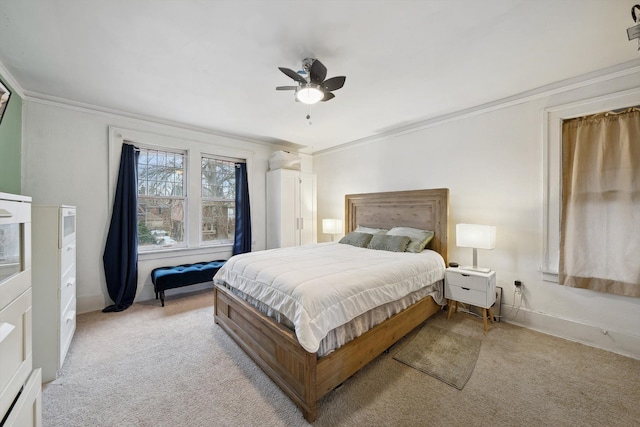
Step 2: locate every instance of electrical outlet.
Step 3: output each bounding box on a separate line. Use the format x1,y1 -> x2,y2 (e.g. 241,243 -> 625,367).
514,280 -> 523,295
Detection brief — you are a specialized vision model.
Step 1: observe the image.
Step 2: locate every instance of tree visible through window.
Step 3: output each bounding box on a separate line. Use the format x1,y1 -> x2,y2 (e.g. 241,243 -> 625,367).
201,156 -> 236,245
137,148 -> 186,251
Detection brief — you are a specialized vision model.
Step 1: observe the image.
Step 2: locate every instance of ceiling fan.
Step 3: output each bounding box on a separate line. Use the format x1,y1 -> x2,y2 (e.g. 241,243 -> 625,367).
276,58 -> 346,105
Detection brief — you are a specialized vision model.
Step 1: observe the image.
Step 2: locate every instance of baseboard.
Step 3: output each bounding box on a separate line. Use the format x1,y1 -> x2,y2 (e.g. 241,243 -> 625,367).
502,306 -> 640,360
77,293 -> 110,314
77,282 -> 214,314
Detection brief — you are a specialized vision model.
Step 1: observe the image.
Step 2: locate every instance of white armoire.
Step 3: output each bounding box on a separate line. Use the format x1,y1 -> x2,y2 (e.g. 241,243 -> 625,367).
266,169 -> 317,249
32,205 -> 77,383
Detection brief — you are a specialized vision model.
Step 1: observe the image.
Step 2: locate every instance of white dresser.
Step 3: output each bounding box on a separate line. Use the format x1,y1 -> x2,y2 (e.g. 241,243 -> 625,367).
0,192 -> 42,426
266,169 -> 317,249
32,205 -> 77,383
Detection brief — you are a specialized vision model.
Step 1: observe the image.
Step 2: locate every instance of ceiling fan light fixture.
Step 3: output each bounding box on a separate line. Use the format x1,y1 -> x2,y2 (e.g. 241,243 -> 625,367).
296,83 -> 324,104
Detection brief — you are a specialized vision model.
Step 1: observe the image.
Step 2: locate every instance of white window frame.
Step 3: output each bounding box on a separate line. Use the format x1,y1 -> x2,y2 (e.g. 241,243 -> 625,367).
108,126 -> 254,260
542,88 -> 640,282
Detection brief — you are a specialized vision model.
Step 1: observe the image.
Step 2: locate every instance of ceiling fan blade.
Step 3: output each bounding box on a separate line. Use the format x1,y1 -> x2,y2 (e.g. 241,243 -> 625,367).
321,91 -> 335,102
309,60 -> 327,84
278,67 -> 307,84
276,86 -> 297,90
322,76 -> 346,91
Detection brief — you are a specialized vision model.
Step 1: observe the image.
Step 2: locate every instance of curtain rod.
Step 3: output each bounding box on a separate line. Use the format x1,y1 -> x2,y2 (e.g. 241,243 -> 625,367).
565,106 -> 640,123
125,142 -> 246,164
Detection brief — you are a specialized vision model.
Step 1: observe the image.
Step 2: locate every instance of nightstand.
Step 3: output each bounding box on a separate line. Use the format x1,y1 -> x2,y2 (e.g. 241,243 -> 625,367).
445,267 -> 497,331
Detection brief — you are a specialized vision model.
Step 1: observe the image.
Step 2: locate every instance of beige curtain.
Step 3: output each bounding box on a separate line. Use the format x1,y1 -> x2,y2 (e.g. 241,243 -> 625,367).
560,108 -> 640,297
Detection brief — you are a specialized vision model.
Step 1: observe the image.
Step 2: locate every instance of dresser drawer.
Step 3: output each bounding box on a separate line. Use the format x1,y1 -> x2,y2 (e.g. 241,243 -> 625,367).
2,368 -> 41,427
0,288 -> 32,419
0,269 -> 30,314
59,297 -> 76,367
60,264 -> 76,314
61,243 -> 76,275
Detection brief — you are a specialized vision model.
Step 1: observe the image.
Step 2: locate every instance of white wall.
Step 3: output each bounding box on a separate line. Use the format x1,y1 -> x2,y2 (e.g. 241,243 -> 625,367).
21,101 -> 285,314
313,66 -> 640,359
19,65 -> 640,359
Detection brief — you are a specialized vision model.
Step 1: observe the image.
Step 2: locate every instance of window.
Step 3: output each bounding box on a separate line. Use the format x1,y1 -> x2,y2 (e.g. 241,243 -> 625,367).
109,126 -> 253,257
137,147 -> 186,251
559,108 -> 640,297
543,89 -> 640,282
201,156 -> 236,245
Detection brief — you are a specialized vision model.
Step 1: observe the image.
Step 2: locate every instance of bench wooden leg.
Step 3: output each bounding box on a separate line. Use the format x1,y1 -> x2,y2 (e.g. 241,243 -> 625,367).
160,291 -> 165,307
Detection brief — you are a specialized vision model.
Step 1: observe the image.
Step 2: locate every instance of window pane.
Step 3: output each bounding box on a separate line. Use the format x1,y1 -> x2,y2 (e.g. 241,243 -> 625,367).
137,197 -> 186,251
137,147 -> 187,252
138,148 -> 185,197
202,158 -> 235,200
201,200 -> 235,244
201,156 -> 236,244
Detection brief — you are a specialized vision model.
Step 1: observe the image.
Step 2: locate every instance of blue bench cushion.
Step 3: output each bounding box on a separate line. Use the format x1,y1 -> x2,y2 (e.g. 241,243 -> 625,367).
151,260 -> 226,292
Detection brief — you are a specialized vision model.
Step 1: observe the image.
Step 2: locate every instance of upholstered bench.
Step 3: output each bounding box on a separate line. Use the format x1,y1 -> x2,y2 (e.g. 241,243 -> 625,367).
151,260 -> 226,306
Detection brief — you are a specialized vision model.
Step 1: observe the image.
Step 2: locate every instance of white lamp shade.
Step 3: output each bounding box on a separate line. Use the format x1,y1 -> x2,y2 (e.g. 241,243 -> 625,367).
456,224 -> 496,250
322,218 -> 343,235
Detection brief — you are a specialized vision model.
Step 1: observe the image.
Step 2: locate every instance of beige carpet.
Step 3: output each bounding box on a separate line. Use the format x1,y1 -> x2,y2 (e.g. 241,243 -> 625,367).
394,325 -> 481,389
42,288 -> 640,426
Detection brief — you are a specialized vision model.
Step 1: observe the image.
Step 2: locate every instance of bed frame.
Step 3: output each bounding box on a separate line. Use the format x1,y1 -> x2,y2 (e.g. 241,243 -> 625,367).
214,188 -> 449,421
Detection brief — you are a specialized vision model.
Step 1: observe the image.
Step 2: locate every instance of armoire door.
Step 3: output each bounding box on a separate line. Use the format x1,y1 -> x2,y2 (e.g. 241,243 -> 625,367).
297,172 -> 316,245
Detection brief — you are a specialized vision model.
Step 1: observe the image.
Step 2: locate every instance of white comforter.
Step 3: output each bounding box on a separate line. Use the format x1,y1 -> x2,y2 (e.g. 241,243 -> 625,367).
213,242 -> 446,353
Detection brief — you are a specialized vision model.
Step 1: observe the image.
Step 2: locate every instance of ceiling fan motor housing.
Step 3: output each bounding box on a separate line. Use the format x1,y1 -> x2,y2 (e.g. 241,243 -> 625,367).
301,58 -> 316,74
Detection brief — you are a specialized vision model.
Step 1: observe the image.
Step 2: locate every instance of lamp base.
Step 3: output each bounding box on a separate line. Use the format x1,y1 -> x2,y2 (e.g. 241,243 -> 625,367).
458,266 -> 492,273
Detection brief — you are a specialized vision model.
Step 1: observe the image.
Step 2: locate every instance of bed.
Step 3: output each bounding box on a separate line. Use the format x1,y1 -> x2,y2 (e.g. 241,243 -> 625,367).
213,188 -> 449,422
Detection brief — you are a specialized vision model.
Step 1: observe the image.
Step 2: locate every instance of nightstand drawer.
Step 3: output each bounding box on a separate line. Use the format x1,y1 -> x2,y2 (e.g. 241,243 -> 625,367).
446,284 -> 494,307
445,271 -> 487,292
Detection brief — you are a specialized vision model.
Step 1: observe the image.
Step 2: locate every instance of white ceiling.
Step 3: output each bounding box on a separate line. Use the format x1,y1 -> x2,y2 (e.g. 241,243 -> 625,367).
0,0 -> 637,153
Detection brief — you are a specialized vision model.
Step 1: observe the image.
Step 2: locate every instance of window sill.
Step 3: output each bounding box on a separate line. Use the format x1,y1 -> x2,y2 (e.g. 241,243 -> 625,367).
138,244 -> 233,262
541,270 -> 559,283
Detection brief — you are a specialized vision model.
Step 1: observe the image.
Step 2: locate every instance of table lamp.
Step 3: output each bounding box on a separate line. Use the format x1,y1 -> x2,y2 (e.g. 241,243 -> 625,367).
456,223 -> 496,273
322,219 -> 343,242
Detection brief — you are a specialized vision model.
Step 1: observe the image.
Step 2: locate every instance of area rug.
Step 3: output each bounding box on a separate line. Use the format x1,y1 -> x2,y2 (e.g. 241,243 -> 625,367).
393,324 -> 481,390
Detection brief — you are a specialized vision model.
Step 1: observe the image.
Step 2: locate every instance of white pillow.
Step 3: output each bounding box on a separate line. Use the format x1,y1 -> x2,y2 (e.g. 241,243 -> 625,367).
355,225 -> 388,235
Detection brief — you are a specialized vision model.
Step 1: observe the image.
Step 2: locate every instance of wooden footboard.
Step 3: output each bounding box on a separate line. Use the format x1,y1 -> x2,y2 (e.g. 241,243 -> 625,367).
214,284 -> 318,420
214,284 -> 441,422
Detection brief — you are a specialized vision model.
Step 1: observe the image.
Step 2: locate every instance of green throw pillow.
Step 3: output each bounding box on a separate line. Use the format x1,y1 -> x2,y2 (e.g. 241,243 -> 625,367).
367,235 -> 411,252
339,232 -> 374,248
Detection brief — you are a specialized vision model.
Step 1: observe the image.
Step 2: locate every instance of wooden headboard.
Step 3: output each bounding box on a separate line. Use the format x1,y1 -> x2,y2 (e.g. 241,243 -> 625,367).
344,188 -> 449,264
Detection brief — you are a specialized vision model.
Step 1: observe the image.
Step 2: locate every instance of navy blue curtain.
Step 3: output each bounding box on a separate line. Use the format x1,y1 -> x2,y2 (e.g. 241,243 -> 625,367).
232,162 -> 252,255
102,143 -> 139,312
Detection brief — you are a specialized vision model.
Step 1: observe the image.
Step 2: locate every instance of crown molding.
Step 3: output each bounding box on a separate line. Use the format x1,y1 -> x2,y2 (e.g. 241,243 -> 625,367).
0,62 -> 26,98
314,59 -> 640,157
21,90 -> 304,153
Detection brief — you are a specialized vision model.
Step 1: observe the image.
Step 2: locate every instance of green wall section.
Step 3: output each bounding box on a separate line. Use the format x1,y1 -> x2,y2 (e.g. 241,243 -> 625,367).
0,75 -> 22,194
